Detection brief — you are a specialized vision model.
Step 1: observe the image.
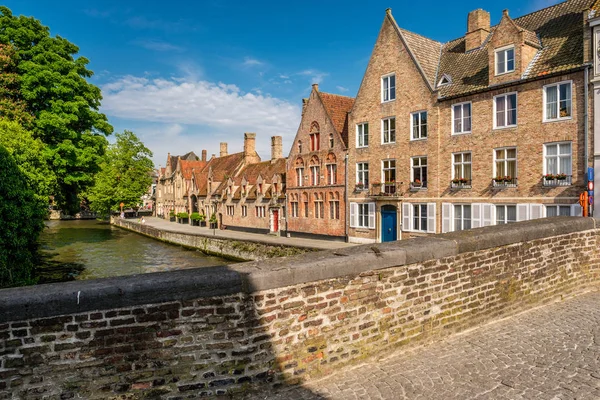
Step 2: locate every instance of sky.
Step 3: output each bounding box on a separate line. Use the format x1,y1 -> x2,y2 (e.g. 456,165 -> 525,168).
4,0 -> 561,167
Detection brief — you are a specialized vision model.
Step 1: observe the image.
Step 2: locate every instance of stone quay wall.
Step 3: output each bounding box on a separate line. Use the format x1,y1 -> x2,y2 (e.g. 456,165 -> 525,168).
112,217 -> 313,261
1,217 -> 600,399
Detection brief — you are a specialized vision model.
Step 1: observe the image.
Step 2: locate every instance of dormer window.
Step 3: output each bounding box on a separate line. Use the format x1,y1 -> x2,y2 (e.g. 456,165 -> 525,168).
259,183 -> 263,194
381,73 -> 396,102
495,46 -> 515,75
438,74 -> 452,87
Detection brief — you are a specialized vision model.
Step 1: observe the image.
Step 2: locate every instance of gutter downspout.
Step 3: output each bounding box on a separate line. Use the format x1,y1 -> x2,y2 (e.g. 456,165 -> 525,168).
345,153 -> 349,243
584,65 -> 592,216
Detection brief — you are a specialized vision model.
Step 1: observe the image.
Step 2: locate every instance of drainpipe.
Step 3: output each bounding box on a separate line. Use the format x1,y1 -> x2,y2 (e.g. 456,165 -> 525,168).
284,192 -> 288,237
344,153 -> 349,242
584,65 -> 592,216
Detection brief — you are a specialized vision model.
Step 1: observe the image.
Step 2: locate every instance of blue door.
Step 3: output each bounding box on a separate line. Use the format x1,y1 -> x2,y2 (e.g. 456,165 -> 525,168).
381,206 -> 397,242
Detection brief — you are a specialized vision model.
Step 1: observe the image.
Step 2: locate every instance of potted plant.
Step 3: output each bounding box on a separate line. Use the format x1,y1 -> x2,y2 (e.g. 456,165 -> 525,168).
544,174 -> 555,181
556,173 -> 567,180
459,177 -> 468,184
169,210 -> 176,222
355,182 -> 365,191
503,176 -> 512,183
493,176 -> 504,183
209,213 -> 218,229
412,179 -> 422,188
199,213 -> 207,227
190,212 -> 201,226
452,178 -> 461,184
177,212 -> 189,224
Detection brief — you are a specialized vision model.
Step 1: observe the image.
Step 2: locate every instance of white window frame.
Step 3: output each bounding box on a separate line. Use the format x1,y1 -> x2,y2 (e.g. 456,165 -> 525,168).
226,205 -> 234,216
242,205 -> 248,217
493,92 -> 518,129
495,204 -> 517,224
410,110 -> 428,140
411,156 -> 427,187
381,117 -> 396,144
357,162 -> 369,186
356,123 -> 369,148
256,206 -> 266,218
452,152 -> 472,180
543,81 -> 572,122
296,167 -> 304,187
381,73 -> 396,103
543,142 -> 572,176
326,163 -> 337,185
291,202 -> 298,218
310,165 -> 320,186
350,202 -> 376,229
451,102 -> 472,135
493,147 -> 517,179
329,199 -> 340,220
453,204 -> 472,232
544,204 -> 581,217
382,159 -> 396,184
402,203 -> 436,233
495,45 -> 515,76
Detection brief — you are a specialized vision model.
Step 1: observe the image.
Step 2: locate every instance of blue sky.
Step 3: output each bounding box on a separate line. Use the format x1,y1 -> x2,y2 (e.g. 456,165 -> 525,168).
4,0 -> 559,166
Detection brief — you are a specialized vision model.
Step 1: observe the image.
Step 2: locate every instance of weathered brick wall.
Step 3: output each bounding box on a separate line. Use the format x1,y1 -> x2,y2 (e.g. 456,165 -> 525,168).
1,218 -> 600,399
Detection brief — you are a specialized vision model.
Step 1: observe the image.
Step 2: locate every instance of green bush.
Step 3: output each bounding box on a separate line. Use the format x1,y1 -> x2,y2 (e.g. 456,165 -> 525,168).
169,210 -> 175,217
209,213 -> 217,223
190,212 -> 201,221
177,212 -> 189,219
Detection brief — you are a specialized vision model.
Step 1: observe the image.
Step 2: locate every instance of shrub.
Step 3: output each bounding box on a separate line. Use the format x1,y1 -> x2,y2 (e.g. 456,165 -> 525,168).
177,212 -> 189,219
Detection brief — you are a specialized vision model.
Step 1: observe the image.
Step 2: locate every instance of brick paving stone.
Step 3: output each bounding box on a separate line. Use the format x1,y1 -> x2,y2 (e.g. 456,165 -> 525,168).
244,290 -> 600,400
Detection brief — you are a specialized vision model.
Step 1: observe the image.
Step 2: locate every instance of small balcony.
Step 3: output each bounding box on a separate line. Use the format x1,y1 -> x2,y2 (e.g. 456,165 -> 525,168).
370,182 -> 401,197
450,178 -> 471,189
542,174 -> 572,187
409,181 -> 427,191
492,177 -> 517,188
354,183 -> 369,192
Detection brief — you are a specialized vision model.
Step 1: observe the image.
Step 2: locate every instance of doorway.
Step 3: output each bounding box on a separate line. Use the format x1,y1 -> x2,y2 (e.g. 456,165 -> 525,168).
381,205 -> 397,242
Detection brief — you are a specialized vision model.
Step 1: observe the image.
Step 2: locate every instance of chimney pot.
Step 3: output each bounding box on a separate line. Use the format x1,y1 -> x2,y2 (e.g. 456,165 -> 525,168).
465,9 -> 490,52
271,136 -> 283,161
201,149 -> 207,162
244,133 -> 257,159
220,142 -> 228,157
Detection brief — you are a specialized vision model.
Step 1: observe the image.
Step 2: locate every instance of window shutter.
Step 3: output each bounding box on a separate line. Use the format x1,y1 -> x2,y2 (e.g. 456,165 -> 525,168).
402,203 -> 411,232
471,203 -> 482,228
482,204 -> 493,226
350,203 -> 357,228
427,203 -> 436,233
529,204 -> 543,220
442,203 -> 452,233
368,203 -> 376,229
571,204 -> 582,217
517,204 -> 529,221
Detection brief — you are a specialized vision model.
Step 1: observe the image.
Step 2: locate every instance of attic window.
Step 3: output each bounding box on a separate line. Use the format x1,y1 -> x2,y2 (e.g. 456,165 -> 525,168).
495,46 -> 515,75
438,74 -> 452,87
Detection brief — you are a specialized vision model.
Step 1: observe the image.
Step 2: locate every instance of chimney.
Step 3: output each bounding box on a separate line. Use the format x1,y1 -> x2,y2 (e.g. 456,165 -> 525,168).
465,9 -> 490,52
220,142 -> 228,157
312,83 -> 319,92
244,132 -> 260,164
271,136 -> 283,161
201,149 -> 207,162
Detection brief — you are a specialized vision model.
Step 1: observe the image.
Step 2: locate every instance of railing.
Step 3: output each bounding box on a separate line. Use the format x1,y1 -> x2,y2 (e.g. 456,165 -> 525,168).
542,175 -> 572,187
409,181 -> 427,191
370,183 -> 401,197
492,177 -> 518,188
450,179 -> 472,189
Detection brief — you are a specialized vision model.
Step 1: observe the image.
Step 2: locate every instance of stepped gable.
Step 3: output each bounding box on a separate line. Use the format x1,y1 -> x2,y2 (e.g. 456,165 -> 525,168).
318,92 -> 354,147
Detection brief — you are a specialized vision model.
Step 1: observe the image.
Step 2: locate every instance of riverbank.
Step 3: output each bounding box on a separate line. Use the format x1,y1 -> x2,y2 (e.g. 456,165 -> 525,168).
112,216 -> 355,261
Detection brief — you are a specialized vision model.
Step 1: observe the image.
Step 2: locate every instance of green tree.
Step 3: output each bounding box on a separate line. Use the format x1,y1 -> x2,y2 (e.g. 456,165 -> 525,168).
0,145 -> 47,287
0,7 -> 113,214
87,131 -> 154,216
0,120 -> 55,203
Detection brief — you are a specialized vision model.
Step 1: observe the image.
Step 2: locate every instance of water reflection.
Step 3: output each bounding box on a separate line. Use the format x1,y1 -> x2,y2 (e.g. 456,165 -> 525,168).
38,220 -> 230,282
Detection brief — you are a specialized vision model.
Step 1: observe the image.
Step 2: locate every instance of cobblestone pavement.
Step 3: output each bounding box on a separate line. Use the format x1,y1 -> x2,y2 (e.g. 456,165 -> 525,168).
246,291 -> 600,400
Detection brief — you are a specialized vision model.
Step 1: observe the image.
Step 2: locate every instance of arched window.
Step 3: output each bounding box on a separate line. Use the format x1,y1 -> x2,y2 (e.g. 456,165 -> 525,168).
309,121 -> 320,151
295,157 -> 305,187
309,155 -> 320,186
329,133 -> 334,148
302,193 -> 309,218
298,140 -> 302,154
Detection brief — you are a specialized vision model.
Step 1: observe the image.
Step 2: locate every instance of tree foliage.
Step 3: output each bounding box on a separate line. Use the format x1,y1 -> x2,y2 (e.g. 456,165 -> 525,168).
87,131 -> 154,216
0,145 -> 47,287
0,6 -> 113,214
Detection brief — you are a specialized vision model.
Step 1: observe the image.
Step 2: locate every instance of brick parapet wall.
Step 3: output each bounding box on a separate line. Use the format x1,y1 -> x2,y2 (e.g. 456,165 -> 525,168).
1,217 -> 599,398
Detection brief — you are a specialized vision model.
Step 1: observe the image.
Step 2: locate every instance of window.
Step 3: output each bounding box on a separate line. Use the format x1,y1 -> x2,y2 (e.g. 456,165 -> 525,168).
453,204 -> 472,231
544,142 -> 572,175
327,164 -> 337,185
452,102 -> 471,134
226,205 -> 234,216
403,203 -> 436,233
303,194 -> 309,218
545,205 -> 571,217
298,140 -> 302,153
310,132 -> 320,151
357,204 -> 370,228
411,111 -> 428,140
382,73 -> 396,102
329,133 -> 334,148
411,157 -> 427,188
296,167 -> 304,187
356,123 -> 369,148
495,205 -> 516,224
452,152 -> 472,181
350,203 -> 375,229
329,197 -> 340,220
382,159 -> 396,194
544,81 -> 572,121
357,162 -> 369,187
494,93 -> 517,128
291,200 -> 298,218
495,46 -> 515,75
494,148 -> 517,183
310,165 -> 320,186
255,206 -> 266,218
382,117 -> 396,144
412,204 -> 428,232
314,194 -> 324,219
242,205 -> 247,217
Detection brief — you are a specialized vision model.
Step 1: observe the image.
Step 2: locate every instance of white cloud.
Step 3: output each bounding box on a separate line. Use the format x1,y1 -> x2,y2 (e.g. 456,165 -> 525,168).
101,76 -> 301,164
298,69 -> 328,85
133,39 -> 184,52
336,86 -> 349,93
243,57 -> 264,67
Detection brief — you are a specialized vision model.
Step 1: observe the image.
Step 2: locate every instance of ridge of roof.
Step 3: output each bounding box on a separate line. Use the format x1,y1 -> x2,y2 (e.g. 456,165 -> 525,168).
317,91 -> 355,147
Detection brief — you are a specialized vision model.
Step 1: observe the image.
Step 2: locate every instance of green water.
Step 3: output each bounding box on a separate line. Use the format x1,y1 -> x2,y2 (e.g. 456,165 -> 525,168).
38,220 -> 230,282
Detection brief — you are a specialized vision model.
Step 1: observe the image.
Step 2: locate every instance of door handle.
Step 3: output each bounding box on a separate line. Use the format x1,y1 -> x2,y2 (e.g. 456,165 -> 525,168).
388,228 -> 392,233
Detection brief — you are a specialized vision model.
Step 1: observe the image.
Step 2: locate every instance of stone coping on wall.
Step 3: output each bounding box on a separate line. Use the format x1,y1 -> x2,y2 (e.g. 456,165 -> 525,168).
1,217 -> 597,324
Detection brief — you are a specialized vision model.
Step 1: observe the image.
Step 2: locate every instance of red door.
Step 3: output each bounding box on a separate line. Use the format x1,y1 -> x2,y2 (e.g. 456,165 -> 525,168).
273,210 -> 279,232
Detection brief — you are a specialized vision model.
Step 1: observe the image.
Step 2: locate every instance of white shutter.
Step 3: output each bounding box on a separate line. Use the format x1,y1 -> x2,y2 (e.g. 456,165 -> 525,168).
571,204 -> 582,217
530,204 -> 543,220
471,203 -> 482,228
442,203 -> 452,233
402,203 -> 411,232
517,204 -> 529,221
482,204 -> 493,226
427,203 -> 436,233
350,203 -> 357,228
368,203 -> 376,229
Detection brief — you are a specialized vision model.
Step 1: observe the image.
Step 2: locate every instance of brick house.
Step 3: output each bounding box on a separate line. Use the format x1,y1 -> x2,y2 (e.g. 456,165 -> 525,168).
155,151 -> 200,218
348,0 -> 593,243
286,84 -> 354,240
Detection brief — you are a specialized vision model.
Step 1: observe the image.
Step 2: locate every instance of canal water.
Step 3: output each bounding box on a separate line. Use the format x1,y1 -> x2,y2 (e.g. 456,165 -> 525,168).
38,220 -> 231,283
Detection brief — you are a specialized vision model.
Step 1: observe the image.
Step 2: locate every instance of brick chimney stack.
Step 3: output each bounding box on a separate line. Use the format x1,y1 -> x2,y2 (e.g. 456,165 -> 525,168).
271,136 -> 283,162
465,9 -> 490,52
312,83 -> 319,92
219,143 -> 228,157
244,133 -> 260,164
201,149 -> 207,162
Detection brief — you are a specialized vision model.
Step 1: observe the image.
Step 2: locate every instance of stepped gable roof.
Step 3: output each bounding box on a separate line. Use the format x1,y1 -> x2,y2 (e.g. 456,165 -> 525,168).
234,158 -> 286,186
206,152 -> 245,182
389,0 -> 592,99
317,92 -> 354,147
179,160 -> 207,180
